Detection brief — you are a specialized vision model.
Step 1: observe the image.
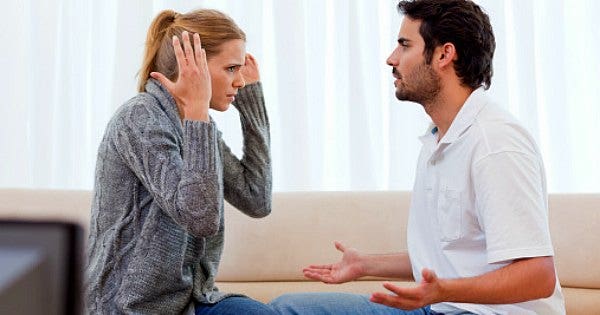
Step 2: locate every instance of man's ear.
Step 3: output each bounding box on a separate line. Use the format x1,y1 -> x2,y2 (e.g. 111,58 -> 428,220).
437,43 -> 457,69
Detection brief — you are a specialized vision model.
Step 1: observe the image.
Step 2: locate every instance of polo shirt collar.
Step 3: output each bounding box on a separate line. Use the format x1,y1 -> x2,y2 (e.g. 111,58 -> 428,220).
419,87 -> 488,145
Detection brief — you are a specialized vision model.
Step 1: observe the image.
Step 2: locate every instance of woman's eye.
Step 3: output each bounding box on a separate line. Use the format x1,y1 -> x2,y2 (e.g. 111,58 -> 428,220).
227,66 -> 237,72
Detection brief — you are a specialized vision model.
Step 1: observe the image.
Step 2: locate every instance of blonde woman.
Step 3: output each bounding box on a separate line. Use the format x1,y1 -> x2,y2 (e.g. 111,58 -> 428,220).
86,9 -> 275,314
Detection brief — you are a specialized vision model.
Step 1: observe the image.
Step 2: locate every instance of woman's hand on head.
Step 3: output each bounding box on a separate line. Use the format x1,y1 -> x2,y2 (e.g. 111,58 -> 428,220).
240,53 -> 260,85
150,31 -> 211,122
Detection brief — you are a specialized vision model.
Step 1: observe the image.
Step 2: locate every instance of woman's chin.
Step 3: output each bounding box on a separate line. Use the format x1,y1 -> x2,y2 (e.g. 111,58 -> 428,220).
210,102 -> 230,112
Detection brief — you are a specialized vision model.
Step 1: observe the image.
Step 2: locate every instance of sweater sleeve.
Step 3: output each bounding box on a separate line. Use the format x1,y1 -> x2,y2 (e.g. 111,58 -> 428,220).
220,82 -> 272,218
113,101 -> 222,238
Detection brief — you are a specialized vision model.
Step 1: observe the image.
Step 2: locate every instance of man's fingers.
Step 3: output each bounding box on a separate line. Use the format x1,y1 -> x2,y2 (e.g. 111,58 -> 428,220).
306,264 -> 333,270
383,282 -> 419,298
382,282 -> 425,304
421,268 -> 437,283
383,282 -> 405,295
370,292 -> 391,303
302,267 -> 331,276
334,241 -> 347,253
302,271 -> 321,280
370,292 -> 402,308
371,291 -> 423,310
303,271 -> 332,283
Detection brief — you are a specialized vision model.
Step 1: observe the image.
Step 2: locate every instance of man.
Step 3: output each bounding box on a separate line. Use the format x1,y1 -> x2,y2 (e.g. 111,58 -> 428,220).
270,0 -> 565,314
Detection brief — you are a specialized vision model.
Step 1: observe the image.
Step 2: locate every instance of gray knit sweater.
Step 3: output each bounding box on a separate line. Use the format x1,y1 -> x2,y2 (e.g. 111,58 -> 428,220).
86,79 -> 271,314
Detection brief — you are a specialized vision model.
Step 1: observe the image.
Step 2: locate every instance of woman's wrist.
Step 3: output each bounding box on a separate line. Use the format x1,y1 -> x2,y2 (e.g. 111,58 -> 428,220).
181,102 -> 209,122
184,111 -> 209,122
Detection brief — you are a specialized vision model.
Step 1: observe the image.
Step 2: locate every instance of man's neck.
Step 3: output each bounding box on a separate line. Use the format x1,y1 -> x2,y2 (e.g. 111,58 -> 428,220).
423,84 -> 474,141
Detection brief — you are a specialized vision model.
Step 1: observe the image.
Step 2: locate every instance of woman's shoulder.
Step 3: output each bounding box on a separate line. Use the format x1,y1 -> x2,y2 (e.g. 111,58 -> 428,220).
108,92 -> 171,131
115,92 -> 161,118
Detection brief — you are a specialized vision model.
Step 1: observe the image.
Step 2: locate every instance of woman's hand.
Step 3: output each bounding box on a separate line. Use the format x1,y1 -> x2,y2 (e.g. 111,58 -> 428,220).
241,53 -> 260,85
150,31 -> 211,121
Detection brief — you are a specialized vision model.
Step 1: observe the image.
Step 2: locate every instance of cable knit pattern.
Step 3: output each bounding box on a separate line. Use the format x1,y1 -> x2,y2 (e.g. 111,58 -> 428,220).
86,79 -> 271,314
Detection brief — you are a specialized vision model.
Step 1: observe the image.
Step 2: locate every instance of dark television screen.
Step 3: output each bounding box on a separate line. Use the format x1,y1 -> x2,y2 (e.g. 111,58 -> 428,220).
0,221 -> 83,315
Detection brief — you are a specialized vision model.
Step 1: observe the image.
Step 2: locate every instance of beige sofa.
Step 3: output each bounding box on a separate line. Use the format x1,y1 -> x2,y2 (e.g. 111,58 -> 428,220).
0,189 -> 598,314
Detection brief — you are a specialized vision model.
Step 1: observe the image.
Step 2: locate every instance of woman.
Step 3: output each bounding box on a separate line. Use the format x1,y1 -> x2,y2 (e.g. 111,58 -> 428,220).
86,9 -> 275,314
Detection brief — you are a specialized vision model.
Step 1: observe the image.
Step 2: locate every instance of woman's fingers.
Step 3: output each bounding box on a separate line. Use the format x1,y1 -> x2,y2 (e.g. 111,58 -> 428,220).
150,71 -> 173,90
172,35 -> 186,75
181,31 -> 194,66
173,32 -> 208,83
245,53 -> 257,66
193,33 -> 203,68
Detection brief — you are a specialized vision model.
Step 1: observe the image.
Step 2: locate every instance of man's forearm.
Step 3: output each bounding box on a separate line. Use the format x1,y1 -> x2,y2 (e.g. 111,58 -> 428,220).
437,256 -> 556,304
360,252 -> 414,280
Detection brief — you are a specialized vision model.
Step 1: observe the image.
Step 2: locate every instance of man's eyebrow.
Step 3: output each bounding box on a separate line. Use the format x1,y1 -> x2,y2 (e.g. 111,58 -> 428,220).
397,37 -> 411,44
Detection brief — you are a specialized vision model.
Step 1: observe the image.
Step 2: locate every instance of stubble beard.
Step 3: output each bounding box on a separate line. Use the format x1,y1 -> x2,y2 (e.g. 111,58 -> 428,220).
395,62 -> 441,106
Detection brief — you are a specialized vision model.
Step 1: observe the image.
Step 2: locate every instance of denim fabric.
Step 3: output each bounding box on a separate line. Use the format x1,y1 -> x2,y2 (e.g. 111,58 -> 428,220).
269,292 -> 432,315
195,296 -> 278,315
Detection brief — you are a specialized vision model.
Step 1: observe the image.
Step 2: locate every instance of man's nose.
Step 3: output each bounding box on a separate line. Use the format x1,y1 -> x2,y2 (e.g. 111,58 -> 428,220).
387,49 -> 399,66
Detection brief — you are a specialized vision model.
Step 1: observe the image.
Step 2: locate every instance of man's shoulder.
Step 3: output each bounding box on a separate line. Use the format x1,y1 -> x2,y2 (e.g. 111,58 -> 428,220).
471,103 -> 539,156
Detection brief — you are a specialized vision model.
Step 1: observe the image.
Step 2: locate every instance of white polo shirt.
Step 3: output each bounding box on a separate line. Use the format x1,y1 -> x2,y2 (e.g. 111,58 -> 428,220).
406,88 -> 565,314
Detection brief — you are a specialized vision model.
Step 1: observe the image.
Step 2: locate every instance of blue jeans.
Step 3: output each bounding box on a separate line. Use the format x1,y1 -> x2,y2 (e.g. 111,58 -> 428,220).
269,292 -> 432,315
195,296 -> 278,315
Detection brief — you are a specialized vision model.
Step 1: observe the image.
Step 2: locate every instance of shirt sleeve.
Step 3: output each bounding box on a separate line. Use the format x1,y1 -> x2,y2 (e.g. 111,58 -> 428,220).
473,150 -> 555,264
113,102 -> 222,238
220,82 -> 272,218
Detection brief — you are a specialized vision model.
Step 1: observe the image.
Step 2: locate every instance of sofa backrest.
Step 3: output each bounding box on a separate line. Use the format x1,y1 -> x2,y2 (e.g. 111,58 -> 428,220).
0,189 -> 91,228
0,189 -> 598,291
219,191 -> 411,281
547,193 -> 600,289
219,191 -> 600,289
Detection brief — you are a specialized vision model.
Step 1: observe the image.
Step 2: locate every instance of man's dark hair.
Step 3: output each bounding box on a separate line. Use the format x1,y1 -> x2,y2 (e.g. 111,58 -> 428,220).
398,0 -> 496,90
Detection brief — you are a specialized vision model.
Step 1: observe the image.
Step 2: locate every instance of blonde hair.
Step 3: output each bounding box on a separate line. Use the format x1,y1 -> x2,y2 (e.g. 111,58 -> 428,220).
138,9 -> 246,92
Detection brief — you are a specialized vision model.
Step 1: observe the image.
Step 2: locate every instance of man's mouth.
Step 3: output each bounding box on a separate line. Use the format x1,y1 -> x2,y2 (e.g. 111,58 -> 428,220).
392,68 -> 401,80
